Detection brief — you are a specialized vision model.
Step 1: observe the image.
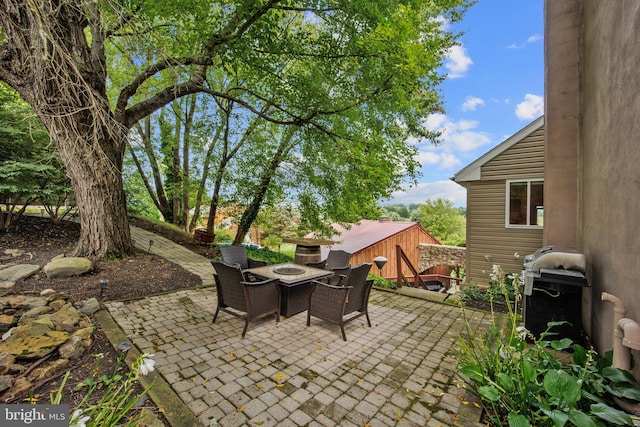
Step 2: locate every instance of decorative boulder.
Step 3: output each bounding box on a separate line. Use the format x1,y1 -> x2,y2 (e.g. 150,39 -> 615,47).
43,257 -> 93,278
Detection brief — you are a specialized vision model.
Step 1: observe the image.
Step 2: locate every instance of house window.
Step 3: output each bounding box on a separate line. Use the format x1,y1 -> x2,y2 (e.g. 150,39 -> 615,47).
506,180 -> 544,227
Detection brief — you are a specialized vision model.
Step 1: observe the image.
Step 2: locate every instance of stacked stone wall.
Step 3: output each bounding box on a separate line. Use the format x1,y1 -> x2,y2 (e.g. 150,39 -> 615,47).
418,244 -> 466,272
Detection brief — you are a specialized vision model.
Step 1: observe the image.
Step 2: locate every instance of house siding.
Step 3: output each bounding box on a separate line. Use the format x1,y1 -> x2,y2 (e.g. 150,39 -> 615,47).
349,225 -> 446,280
464,128 -> 545,287
482,128 -> 545,180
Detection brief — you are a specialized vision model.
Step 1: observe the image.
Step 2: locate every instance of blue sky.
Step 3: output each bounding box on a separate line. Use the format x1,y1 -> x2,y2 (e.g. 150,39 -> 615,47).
385,0 -> 544,207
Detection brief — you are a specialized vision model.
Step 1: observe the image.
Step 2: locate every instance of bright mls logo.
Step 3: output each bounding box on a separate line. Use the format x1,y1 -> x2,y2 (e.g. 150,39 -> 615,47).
0,405 -> 69,426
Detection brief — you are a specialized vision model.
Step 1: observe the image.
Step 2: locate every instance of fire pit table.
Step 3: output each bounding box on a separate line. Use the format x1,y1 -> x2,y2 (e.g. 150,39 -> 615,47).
245,263 -> 333,317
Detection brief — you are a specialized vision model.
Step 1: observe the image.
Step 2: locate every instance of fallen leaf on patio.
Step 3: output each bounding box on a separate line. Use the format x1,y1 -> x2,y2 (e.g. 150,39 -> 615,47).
276,384 -> 284,388
462,401 -> 469,405
256,383 -> 263,389
228,351 -> 234,357
473,402 -> 481,408
363,422 -> 371,427
275,372 -> 288,382
395,410 -> 403,421
254,422 -> 264,426
236,407 -> 245,413
317,346 -> 322,351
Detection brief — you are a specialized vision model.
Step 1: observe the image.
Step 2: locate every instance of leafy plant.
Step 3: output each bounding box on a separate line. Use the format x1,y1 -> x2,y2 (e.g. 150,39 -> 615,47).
456,265 -> 640,426
459,264 -> 519,306
369,274 -> 397,289
246,246 -> 293,265
51,350 -> 155,427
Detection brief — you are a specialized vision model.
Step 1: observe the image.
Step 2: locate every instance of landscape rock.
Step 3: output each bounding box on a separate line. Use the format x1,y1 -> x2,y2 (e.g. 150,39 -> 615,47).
31,359 -> 70,381
0,352 -> 15,375
79,298 -> 100,315
48,304 -> 83,332
0,330 -> 69,360
0,281 -> 14,291
22,297 -> 48,310
58,336 -> 86,360
0,315 -> 15,332
19,306 -> 53,324
0,375 -> 12,393
3,249 -> 24,258
0,264 -> 40,282
43,257 -> 93,278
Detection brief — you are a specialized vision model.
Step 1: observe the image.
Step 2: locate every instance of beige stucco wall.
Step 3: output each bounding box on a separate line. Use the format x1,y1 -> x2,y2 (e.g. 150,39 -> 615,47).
580,2 -> 640,360
546,0 -> 640,366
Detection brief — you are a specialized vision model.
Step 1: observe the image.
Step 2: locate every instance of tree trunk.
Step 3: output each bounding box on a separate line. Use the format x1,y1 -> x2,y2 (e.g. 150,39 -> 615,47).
0,1 -> 132,258
233,129 -> 294,245
41,112 -> 132,258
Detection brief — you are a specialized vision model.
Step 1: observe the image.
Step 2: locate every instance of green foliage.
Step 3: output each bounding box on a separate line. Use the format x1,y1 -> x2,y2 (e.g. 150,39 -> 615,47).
214,231 -> 233,244
369,273 -> 397,289
261,235 -> 283,251
456,265 -> 640,426
412,198 -> 466,246
245,246 -> 293,265
459,265 -> 518,306
0,83 -> 72,230
51,351 -> 155,427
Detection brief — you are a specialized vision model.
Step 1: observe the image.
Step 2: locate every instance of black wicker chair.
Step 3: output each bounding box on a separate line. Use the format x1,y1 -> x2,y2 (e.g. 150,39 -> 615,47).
211,261 -> 280,338
220,245 -> 267,270
306,249 -> 352,270
306,262 -> 373,341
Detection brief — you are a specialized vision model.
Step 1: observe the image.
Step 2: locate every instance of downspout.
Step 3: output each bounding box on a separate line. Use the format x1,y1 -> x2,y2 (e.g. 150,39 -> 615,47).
601,292 -> 640,416
602,292 -> 630,369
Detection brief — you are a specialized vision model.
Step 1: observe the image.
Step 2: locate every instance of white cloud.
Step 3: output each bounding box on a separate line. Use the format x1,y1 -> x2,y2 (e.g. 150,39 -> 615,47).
508,33 -> 543,49
515,94 -> 544,120
440,153 -> 462,169
423,114 -> 491,152
444,45 -> 472,78
527,34 -> 543,43
384,180 -> 467,207
462,96 -> 485,112
415,151 -> 440,165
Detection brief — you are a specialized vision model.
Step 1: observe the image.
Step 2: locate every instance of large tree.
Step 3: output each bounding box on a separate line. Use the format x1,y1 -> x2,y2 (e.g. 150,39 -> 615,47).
0,0 -> 469,258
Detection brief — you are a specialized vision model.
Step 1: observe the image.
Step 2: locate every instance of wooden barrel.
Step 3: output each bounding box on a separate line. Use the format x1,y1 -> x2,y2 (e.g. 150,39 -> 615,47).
294,244 -> 321,265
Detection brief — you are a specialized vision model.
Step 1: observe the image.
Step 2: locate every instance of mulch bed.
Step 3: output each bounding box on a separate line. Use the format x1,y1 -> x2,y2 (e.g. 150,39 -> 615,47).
0,215 -> 214,424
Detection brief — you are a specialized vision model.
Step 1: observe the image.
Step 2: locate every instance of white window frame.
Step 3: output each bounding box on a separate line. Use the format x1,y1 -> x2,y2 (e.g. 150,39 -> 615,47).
505,179 -> 544,229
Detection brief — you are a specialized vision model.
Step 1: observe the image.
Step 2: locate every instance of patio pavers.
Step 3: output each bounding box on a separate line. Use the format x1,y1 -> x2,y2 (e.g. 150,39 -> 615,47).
106,283 -> 490,426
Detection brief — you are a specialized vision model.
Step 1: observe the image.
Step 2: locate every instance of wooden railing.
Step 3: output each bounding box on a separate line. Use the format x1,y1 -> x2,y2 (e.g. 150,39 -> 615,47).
395,245 -> 463,290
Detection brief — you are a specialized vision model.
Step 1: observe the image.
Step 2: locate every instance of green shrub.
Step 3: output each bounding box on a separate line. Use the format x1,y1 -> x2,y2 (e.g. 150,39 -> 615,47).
369,274 -> 397,289
455,265 -> 640,426
459,264 -> 518,306
246,246 -> 293,264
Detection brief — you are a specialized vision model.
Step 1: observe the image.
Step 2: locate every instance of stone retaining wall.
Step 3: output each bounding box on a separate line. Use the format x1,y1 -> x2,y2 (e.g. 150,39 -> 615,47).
418,244 -> 466,272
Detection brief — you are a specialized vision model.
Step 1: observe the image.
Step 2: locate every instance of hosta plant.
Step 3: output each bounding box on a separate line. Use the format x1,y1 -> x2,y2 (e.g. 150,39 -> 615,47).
456,265 -> 640,426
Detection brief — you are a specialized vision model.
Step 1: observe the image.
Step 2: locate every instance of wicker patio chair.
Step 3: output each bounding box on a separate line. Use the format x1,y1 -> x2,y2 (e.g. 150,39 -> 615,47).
326,265 -> 351,286
306,262 -> 373,341
306,249 -> 352,270
211,261 -> 280,338
220,245 -> 267,270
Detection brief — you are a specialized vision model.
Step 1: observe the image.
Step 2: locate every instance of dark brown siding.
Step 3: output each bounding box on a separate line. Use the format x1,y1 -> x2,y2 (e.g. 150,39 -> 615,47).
350,225 -> 443,280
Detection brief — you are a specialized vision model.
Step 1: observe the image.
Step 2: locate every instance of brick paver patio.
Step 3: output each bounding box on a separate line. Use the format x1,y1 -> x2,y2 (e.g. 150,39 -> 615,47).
106,278 -> 490,426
